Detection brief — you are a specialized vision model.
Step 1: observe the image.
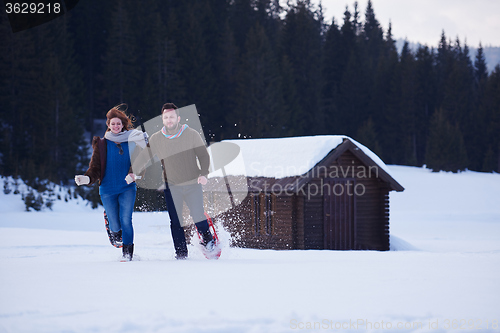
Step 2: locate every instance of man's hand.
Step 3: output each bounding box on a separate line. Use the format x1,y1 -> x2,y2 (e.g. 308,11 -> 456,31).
197,176 -> 207,185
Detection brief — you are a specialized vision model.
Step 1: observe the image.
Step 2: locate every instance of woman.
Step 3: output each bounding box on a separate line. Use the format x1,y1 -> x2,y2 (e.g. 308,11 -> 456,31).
75,104 -> 145,261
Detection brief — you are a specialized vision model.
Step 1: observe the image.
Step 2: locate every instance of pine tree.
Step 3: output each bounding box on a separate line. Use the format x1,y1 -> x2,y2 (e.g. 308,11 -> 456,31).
435,31 -> 453,107
361,0 -> 384,69
474,44 -> 488,84
128,0 -> 185,120
280,0 -> 323,135
175,2 -> 220,140
361,0 -> 388,126
279,54 -> 301,136
468,43 -> 490,171
321,19 -> 342,133
230,22 -> 284,138
324,5 -> 361,136
34,15 -> 86,182
483,65 -> 500,172
0,10 -> 85,182
68,0 -> 114,139
382,41 -> 417,165
229,0 -> 255,53
413,45 -> 437,165
426,109 -> 468,172
217,19 -> 239,140
356,117 -> 382,157
0,16 -> 39,178
102,0 -> 138,108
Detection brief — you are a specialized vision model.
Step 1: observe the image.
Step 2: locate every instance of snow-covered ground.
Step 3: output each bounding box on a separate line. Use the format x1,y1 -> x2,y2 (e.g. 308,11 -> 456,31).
1,166 -> 499,333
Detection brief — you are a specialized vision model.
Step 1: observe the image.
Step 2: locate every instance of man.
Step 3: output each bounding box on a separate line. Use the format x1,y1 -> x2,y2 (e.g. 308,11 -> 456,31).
132,103 -> 214,259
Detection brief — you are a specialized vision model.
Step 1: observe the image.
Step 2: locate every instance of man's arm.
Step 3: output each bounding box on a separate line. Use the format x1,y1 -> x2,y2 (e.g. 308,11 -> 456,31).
193,133 -> 210,177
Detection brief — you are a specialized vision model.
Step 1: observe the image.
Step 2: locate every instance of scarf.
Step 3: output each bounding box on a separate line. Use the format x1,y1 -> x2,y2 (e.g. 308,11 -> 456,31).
162,124 -> 188,139
104,129 -> 147,148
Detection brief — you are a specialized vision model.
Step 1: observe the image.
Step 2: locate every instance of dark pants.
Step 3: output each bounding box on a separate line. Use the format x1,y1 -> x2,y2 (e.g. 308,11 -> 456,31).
163,183 -> 209,255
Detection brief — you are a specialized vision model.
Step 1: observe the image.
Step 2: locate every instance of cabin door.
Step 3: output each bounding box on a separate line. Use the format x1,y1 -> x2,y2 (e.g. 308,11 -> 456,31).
323,179 -> 356,250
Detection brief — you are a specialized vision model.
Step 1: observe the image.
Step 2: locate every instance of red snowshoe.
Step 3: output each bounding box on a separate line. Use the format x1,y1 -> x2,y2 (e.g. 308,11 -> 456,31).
196,213 -> 222,260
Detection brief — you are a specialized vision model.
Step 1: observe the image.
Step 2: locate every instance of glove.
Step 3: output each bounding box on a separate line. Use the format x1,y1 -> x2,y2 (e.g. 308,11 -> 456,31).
74,175 -> 90,186
125,174 -> 141,184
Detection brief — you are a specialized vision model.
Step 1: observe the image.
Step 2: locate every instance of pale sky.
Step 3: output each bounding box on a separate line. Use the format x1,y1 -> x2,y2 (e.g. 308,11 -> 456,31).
314,0 -> 500,48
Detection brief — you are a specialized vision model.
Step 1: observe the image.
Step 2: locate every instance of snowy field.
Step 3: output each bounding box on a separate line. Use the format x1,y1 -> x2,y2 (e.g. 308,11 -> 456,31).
1,166 -> 499,333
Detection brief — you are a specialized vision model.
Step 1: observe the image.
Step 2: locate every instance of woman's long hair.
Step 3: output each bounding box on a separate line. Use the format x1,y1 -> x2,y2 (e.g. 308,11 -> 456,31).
105,103 -> 134,132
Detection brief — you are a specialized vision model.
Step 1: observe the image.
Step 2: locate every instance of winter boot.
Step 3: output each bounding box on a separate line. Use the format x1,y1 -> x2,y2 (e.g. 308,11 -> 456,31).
200,230 -> 215,251
121,244 -> 134,261
112,230 -> 123,247
175,251 -> 188,260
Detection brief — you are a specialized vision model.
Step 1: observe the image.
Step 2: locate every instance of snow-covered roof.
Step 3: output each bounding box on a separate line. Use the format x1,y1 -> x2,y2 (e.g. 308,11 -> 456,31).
217,135 -> 394,179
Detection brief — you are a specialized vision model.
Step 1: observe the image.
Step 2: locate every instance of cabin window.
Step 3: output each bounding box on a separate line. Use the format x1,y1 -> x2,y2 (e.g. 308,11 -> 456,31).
252,193 -> 275,235
264,194 -> 275,235
253,194 -> 260,235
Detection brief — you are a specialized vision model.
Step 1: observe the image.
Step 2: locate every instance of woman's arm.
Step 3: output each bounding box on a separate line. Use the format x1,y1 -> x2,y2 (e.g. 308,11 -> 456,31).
83,136 -> 102,185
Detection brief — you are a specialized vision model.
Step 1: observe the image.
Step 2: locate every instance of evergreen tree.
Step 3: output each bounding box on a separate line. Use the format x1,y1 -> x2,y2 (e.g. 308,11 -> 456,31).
321,19 -> 341,133
217,19 -> 239,140
1,11 -> 85,182
483,65 -> 500,172
280,0 -> 323,135
426,108 -> 468,172
413,45 -> 437,165
102,0 -> 138,109
175,1 -> 221,140
372,21 -> 399,163
474,44 -> 488,84
0,16 -> 39,178
130,0 -> 184,120
435,31 -> 453,107
68,0 -> 113,139
360,0 -> 387,125
444,40 -> 476,169
34,15 -> 85,182
328,5 -> 363,136
230,22 -> 284,139
382,41 -> 417,165
279,54 -> 301,136
361,0 -> 384,69
468,43 -> 490,171
356,117 -> 382,157
228,0 -> 256,53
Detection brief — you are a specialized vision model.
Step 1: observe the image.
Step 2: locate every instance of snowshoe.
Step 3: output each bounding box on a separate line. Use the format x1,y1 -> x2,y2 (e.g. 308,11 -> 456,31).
104,210 -> 123,248
196,213 -> 222,260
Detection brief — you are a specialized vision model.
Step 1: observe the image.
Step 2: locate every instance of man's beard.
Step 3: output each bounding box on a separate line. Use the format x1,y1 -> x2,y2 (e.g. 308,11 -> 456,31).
166,122 -> 179,131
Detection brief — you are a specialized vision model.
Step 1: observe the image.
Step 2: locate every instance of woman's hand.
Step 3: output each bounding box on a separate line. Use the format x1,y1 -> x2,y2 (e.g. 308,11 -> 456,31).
125,173 -> 136,184
125,173 -> 141,184
74,175 -> 90,186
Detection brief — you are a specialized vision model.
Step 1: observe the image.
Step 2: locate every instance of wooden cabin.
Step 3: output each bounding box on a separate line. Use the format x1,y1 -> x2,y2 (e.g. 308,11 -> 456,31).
205,136 -> 404,251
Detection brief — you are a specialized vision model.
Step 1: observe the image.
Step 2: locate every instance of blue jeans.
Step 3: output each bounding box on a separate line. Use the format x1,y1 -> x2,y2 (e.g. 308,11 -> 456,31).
164,183 -> 209,255
101,188 -> 137,245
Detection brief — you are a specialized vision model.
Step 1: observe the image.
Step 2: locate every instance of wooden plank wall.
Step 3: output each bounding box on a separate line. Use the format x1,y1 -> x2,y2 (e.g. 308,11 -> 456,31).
216,192 -> 296,249
303,179 -> 324,249
335,150 -> 389,250
292,195 -> 305,249
299,150 -> 390,250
